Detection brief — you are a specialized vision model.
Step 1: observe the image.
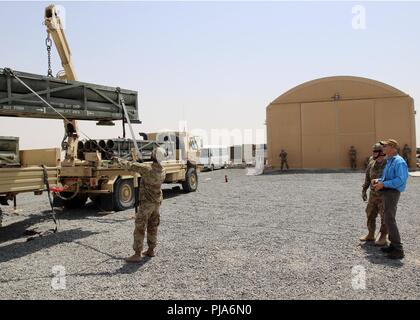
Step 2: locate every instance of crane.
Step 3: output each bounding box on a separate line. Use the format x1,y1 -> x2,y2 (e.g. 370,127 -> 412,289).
43,4 -> 144,166
44,4 -> 80,167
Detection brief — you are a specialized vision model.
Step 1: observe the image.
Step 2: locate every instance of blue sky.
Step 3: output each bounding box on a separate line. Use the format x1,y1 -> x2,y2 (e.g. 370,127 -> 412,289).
1,1 -> 419,148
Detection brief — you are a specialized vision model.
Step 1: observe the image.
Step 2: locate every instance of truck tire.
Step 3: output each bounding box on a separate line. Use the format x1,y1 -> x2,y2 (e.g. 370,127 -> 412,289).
182,167 -> 198,192
113,178 -> 135,211
96,194 -> 114,212
62,193 -> 88,209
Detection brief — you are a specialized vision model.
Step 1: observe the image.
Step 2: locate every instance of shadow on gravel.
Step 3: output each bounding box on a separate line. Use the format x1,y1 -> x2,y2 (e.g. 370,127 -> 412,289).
117,257 -> 152,274
72,240 -> 122,260
54,202 -> 117,219
0,255 -> 151,284
0,213 -> 55,244
360,243 -> 404,268
0,204 -> 125,244
0,228 -> 98,263
66,257 -> 152,278
43,202 -> 132,224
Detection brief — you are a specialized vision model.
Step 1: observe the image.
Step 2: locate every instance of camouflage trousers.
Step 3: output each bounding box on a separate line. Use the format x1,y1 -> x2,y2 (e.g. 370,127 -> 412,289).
133,201 -> 161,253
281,161 -> 289,170
365,192 -> 387,234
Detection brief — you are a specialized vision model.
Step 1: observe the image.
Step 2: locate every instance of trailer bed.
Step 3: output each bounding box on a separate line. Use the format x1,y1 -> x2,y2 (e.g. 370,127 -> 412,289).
0,166 -> 58,194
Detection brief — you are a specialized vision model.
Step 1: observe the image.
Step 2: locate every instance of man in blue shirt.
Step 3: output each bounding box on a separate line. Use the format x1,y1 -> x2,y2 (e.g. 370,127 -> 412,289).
372,139 -> 408,259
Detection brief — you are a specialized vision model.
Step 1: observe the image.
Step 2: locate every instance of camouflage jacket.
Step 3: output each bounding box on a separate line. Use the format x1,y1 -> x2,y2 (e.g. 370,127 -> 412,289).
362,158 -> 387,196
349,149 -> 357,160
279,151 -> 288,161
119,160 -> 166,203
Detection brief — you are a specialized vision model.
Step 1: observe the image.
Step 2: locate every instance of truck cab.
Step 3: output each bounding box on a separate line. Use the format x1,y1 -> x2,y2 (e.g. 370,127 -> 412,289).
147,131 -> 201,166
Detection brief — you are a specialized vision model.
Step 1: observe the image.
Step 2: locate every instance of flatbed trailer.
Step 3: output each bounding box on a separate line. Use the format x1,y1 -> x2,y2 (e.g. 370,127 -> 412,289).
0,166 -> 58,195
0,146 -> 61,227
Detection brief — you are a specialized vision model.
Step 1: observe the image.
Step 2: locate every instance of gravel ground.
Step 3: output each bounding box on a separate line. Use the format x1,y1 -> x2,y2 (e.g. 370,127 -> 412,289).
0,169 -> 419,300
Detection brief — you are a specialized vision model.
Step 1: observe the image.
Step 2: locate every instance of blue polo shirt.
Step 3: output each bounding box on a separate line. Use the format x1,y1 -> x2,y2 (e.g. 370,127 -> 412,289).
379,154 -> 408,192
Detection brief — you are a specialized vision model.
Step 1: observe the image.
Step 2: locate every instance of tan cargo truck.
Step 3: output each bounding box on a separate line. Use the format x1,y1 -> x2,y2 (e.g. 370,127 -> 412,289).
54,132 -> 200,211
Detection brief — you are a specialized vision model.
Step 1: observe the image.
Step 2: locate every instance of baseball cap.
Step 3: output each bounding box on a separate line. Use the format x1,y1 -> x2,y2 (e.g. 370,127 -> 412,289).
380,139 -> 399,149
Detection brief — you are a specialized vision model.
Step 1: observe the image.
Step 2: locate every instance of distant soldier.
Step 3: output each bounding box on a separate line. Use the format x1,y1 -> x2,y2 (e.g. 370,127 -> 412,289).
402,144 -> 411,167
361,143 -> 388,245
349,146 -> 357,169
113,147 -> 166,262
279,149 -> 289,171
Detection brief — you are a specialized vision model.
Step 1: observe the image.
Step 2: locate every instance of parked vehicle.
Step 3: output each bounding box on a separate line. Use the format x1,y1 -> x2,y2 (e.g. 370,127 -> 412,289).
199,146 -> 229,171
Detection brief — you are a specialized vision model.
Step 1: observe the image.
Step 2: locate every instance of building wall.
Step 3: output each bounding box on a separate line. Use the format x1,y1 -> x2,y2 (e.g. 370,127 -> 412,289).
267,77 -> 416,169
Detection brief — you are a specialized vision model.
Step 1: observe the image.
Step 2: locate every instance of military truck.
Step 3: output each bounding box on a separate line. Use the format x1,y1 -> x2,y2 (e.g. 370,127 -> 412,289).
55,132 -> 200,211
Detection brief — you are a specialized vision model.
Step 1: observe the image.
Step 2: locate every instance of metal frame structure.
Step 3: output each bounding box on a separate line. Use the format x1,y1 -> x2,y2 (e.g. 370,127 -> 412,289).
0,68 -> 139,122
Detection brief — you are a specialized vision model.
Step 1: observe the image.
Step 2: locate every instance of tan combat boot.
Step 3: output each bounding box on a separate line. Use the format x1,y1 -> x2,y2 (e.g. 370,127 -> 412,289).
125,251 -> 142,263
142,248 -> 155,257
375,233 -> 388,246
359,231 -> 375,242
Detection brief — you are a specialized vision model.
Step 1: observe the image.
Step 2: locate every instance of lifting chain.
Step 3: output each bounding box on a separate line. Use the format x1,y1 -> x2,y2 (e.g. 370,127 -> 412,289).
46,32 -> 53,77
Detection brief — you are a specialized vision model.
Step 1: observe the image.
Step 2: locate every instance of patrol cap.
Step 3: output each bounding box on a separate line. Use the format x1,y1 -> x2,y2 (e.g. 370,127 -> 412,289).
372,143 -> 383,152
380,139 -> 399,149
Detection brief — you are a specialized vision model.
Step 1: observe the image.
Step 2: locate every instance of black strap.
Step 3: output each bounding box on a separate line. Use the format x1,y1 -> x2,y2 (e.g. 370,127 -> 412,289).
42,165 -> 58,233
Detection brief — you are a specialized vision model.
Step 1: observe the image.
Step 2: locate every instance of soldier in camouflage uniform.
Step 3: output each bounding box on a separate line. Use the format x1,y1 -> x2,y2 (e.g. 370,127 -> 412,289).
279,149 -> 289,171
114,147 -> 166,262
360,143 -> 388,245
364,156 -> 372,170
0,207 -> 3,228
402,144 -> 411,167
349,146 -> 357,170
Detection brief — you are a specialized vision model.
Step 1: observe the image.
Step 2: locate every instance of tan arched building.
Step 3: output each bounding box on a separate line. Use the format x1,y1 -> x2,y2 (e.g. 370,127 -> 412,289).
266,76 -> 416,169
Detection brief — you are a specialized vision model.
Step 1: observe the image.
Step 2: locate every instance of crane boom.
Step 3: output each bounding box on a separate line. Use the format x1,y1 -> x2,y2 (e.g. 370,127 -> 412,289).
44,5 -> 76,81
44,4 -> 79,166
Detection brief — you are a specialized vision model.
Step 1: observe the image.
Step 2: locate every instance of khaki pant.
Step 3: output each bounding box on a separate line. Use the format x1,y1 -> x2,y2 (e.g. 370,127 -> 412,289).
365,192 -> 387,234
133,201 -> 161,253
